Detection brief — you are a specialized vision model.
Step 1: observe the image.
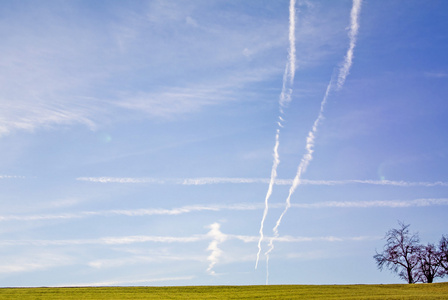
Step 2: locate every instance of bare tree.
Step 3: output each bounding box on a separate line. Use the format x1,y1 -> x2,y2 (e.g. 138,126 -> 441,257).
416,243 -> 443,283
439,235 -> 448,276
373,222 -> 420,284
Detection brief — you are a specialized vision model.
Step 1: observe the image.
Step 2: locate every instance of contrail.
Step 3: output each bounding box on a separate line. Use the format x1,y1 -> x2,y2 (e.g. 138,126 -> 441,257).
292,198 -> 448,209
265,0 -> 362,284
255,129 -> 280,269
272,80 -> 332,237
1,198 -> 447,222
0,233 -> 381,247
337,0 -> 362,89
0,175 -> 24,179
77,177 -> 169,184
265,80 -> 333,284
0,203 -> 261,222
287,0 -> 296,84
77,176 -> 448,187
0,235 -> 205,247
255,0 -> 296,270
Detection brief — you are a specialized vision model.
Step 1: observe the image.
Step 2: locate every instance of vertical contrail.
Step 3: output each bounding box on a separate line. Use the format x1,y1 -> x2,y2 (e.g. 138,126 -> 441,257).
264,0 -> 362,284
287,0 -> 296,84
255,0 -> 296,270
337,0 -> 362,89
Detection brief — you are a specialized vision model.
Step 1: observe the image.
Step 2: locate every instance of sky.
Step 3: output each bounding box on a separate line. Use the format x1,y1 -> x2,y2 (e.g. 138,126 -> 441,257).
1,0 -> 448,287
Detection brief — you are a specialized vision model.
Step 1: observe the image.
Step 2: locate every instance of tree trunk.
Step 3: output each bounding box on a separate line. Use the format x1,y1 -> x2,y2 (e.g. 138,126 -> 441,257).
407,268 -> 414,284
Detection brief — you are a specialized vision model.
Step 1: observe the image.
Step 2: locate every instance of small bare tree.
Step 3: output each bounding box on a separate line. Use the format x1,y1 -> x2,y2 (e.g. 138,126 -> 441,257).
373,222 -> 420,284
439,235 -> 448,275
416,243 -> 443,283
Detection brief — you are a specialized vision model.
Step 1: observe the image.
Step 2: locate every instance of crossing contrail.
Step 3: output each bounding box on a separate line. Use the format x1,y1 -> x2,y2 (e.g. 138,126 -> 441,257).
264,80 -> 333,284
264,0 -> 363,284
275,81 -> 332,230
255,0 -> 296,270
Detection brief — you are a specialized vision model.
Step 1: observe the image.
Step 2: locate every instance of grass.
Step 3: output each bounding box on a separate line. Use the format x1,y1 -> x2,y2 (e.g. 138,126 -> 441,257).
0,283 -> 447,299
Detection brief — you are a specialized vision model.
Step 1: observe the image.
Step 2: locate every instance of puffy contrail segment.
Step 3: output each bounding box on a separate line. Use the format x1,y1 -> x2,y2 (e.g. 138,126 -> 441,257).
265,0 -> 362,284
255,0 -> 296,270
206,223 -> 227,275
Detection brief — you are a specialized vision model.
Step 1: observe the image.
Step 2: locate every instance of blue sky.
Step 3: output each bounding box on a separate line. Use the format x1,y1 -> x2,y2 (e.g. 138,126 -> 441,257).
1,0 -> 448,287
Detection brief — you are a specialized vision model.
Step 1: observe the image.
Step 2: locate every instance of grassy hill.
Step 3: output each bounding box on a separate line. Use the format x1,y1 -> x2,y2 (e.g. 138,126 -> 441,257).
1,283 -> 447,299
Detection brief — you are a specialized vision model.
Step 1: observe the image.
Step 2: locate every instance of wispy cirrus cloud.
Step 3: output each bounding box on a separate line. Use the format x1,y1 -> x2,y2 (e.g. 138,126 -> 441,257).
0,1 -> 287,137
114,87 -> 230,120
0,0 -> 356,137
0,3 -> 107,136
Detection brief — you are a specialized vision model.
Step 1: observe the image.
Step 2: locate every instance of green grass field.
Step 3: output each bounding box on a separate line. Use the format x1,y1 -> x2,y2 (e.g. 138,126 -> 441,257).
1,283 -> 447,299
